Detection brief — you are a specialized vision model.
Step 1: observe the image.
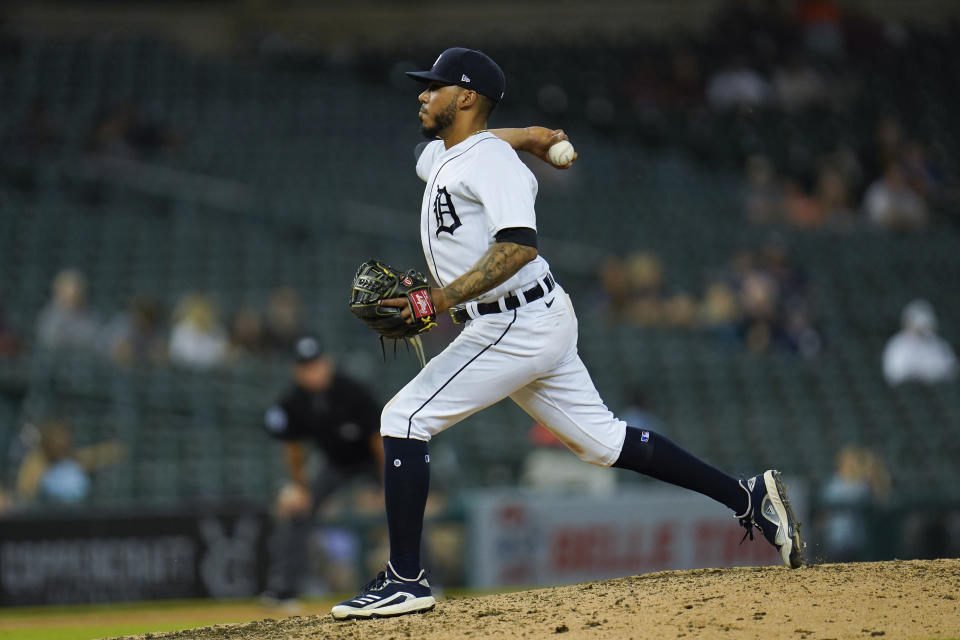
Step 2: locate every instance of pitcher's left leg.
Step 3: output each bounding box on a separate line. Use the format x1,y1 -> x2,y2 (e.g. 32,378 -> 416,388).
511,354 -> 804,567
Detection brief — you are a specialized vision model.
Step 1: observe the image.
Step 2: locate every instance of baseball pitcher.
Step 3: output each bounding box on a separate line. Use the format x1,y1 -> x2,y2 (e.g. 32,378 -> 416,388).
335,47 -> 804,620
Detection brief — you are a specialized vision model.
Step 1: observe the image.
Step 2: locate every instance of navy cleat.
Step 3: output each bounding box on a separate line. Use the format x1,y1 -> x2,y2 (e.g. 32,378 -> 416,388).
331,562 -> 436,620
737,470 -> 805,568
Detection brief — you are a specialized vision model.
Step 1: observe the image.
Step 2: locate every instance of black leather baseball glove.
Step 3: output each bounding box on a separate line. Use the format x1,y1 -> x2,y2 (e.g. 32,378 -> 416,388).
349,259 -> 438,339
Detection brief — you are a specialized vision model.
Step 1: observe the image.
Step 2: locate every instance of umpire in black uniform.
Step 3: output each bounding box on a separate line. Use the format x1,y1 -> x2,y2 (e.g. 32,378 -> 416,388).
261,335 -> 383,604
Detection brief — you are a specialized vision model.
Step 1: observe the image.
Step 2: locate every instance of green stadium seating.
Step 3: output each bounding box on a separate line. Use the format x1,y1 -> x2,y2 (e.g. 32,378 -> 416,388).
1,32 -> 958,509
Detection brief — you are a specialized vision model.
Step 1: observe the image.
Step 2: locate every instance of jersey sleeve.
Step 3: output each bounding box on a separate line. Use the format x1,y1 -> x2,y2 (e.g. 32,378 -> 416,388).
415,140 -> 445,182
263,395 -> 305,441
464,139 -> 539,235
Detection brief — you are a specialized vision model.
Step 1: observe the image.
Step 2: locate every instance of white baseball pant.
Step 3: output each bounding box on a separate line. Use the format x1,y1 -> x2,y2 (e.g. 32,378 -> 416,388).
380,286 -> 627,466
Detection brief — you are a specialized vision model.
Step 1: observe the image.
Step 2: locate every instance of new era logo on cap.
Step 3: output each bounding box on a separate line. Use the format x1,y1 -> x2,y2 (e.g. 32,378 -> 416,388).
406,47 -> 506,102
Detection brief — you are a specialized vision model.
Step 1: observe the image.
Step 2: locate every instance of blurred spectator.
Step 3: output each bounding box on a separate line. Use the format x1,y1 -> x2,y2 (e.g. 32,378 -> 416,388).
15,418 -> 125,506
230,305 -> 267,361
626,252 -> 667,326
759,237 -> 810,306
743,137 -> 864,233
759,238 -> 822,357
724,241 -> 822,357
168,293 -> 229,370
99,296 -> 167,367
743,154 -> 782,224
263,286 -> 305,354
862,163 -> 928,232
781,176 -> 825,228
35,268 -> 100,354
599,238 -> 823,357
814,161 -> 857,230
817,445 -> 890,562
882,300 -> 958,386
662,291 -> 699,328
595,251 -> 694,328
597,255 -> 632,325
597,245 -> 818,342
773,54 -> 827,112
699,279 -> 741,341
737,266 -> 780,354
706,56 -> 772,112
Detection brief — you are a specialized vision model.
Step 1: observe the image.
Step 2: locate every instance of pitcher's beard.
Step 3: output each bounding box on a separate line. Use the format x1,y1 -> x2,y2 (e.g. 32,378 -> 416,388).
420,97 -> 458,140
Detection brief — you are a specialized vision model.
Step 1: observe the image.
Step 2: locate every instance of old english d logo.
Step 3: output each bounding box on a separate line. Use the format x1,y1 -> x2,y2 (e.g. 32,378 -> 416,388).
433,186 -> 461,236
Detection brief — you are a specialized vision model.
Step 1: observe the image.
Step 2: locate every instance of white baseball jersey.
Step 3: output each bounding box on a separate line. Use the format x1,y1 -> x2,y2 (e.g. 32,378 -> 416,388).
380,133 -> 627,467
416,133 -> 550,303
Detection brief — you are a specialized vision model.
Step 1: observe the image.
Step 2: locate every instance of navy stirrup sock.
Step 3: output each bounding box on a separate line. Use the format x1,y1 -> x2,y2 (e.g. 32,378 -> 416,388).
613,426 -> 748,515
383,436 -> 430,578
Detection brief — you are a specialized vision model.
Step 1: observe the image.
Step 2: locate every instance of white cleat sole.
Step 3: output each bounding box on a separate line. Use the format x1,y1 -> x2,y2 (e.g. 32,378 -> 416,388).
331,595 -> 437,620
764,470 -> 805,568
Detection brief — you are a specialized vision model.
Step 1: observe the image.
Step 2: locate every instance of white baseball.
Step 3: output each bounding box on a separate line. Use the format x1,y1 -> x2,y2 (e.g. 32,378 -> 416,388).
547,140 -> 576,166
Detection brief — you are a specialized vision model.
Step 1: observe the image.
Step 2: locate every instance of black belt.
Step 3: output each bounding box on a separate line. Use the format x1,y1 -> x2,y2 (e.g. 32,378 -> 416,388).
450,273 -> 556,324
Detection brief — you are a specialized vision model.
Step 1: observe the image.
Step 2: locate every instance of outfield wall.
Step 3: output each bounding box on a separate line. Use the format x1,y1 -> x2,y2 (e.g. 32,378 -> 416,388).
4,486 -> 958,605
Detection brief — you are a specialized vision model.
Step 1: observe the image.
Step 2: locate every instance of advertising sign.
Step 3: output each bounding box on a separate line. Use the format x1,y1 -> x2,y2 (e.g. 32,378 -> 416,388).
467,484 -> 807,588
0,508 -> 269,605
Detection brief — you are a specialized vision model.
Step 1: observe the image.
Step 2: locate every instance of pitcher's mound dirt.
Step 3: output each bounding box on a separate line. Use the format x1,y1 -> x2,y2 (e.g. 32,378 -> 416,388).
118,558 -> 960,640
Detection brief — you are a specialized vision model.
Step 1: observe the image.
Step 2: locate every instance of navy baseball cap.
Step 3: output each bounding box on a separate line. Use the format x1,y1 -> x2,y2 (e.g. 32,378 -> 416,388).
406,47 -> 506,102
294,335 -> 324,363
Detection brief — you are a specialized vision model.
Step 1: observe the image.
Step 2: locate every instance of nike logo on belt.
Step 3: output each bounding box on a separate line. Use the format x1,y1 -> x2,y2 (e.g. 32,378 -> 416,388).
545,298 -> 555,308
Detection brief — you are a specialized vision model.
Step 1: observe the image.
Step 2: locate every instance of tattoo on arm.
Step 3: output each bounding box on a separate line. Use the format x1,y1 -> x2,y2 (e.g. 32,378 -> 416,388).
443,242 -> 538,307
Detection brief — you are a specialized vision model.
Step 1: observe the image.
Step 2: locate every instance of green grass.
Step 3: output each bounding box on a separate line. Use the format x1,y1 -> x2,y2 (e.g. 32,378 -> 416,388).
0,597 -> 336,640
